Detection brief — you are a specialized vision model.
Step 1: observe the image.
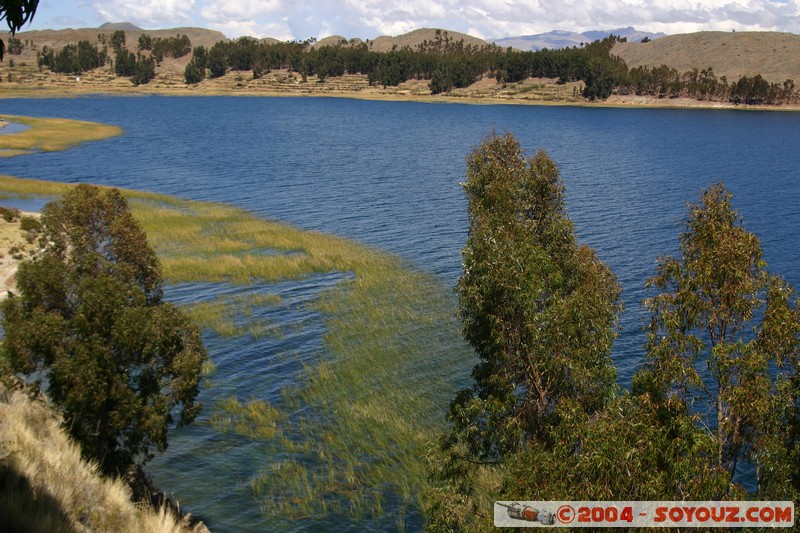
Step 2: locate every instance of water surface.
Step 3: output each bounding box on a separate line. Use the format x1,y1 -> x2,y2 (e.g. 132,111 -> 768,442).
1,96 -> 798,530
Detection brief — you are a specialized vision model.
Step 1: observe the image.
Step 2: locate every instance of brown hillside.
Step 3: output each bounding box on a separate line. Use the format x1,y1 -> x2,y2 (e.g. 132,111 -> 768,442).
314,35 -> 364,48
2,26 -> 227,53
613,31 -> 800,83
366,28 -> 488,52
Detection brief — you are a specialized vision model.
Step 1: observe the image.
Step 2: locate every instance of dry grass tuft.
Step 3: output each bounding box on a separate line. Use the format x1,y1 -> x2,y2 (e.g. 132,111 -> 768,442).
0,384 -> 187,533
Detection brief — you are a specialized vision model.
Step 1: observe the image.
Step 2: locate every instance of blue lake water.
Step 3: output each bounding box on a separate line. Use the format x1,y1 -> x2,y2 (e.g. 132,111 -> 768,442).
1,96 -> 799,530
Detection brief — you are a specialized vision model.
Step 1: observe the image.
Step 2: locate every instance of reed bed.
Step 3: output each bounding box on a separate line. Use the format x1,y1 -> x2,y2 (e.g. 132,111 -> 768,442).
0,115 -> 122,157
183,293 -> 282,338
0,175 -> 473,527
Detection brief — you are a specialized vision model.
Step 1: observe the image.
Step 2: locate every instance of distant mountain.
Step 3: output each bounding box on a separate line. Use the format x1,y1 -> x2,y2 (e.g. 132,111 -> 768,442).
492,26 -> 666,51
582,26 -> 665,43
492,30 -> 586,51
98,22 -> 143,31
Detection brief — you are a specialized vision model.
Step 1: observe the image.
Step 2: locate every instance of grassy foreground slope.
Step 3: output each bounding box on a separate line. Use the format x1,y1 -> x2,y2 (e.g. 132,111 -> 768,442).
0,174 -> 472,528
0,380 -> 189,532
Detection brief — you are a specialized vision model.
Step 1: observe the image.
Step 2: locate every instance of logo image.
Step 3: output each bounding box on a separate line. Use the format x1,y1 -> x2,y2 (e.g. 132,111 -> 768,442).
497,502 -> 556,525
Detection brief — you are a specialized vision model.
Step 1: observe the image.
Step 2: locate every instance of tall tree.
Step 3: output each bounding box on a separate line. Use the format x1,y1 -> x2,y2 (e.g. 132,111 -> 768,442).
427,133 -> 621,530
641,183 -> 800,493
2,185 -> 208,474
448,132 -> 620,461
110,29 -> 126,54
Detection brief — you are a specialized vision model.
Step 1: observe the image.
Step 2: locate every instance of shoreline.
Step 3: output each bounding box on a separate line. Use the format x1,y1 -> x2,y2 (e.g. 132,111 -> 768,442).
1,83 -> 799,113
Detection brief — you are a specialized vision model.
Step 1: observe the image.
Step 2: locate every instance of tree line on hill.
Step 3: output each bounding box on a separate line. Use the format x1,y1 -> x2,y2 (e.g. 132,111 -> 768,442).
183,31 -> 629,98
35,29 -> 191,86
181,30 -> 796,104
2,186 -> 208,478
24,27 -> 797,104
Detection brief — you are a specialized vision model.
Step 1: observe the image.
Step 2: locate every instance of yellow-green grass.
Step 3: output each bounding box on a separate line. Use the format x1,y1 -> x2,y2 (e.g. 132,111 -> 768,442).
0,174 -> 472,526
183,293 -> 282,337
0,115 -> 122,157
209,396 -> 283,439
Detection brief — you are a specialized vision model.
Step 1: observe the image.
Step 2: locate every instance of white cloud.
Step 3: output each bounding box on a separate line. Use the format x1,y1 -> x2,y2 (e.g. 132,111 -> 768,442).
200,0 -> 285,22
92,0 -> 196,26
207,19 -> 294,39
40,0 -> 800,39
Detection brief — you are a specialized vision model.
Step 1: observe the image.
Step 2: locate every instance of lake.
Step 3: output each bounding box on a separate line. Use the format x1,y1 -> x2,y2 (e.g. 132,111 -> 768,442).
1,96 -> 799,530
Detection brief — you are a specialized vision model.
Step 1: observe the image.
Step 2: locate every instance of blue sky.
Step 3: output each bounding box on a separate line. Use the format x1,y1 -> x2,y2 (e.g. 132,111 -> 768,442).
21,0 -> 800,40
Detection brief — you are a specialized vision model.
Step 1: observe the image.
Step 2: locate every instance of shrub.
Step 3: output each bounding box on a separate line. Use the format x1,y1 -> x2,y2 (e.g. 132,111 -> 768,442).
0,207 -> 20,222
19,216 -> 42,232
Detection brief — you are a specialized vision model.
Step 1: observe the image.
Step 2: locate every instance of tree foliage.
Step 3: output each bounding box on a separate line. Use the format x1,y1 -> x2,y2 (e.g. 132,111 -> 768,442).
110,30 -> 126,54
425,140 -> 799,530
131,55 -> 155,85
0,0 -> 38,61
150,34 -> 191,62
640,183 -> 800,495
184,46 -> 208,84
38,40 -> 107,74
6,36 -> 22,54
0,0 -> 38,33
620,65 -> 796,104
427,134 -> 622,530
114,49 -> 136,77
2,185 -> 208,474
137,33 -> 152,51
448,132 -> 621,462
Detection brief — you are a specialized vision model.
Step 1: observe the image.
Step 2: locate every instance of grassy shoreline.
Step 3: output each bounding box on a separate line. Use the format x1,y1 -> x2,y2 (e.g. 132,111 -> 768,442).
0,114 -> 122,157
0,174 -> 472,528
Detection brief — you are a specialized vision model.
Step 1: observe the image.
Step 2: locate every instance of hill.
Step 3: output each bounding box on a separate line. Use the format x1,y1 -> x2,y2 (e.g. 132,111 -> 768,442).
613,31 -> 800,83
2,26 -> 227,53
313,29 -> 488,52
365,28 -> 489,52
98,22 -> 143,31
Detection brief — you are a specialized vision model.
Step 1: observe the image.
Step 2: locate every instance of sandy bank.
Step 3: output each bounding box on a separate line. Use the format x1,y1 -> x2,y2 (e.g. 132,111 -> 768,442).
0,69 -> 798,112
0,211 -> 41,300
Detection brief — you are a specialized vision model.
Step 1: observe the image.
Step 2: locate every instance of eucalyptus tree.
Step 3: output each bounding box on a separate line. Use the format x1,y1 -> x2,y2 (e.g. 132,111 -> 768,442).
2,185 -> 208,474
426,133 -> 621,530
641,183 -> 800,496
448,132 -> 621,462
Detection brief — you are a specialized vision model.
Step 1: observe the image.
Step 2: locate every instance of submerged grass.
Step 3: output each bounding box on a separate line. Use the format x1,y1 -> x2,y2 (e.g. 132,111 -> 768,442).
182,292 -> 282,338
0,175 -> 473,527
209,397 -> 283,439
0,115 -> 122,156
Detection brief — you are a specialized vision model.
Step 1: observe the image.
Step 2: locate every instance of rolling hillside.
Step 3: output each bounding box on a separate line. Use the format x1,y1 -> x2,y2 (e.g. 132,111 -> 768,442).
2,26 -> 226,54
613,31 -> 800,83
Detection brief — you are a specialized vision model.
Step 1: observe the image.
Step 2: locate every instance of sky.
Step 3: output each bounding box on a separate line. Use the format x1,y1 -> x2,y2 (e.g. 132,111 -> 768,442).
20,0 -> 800,41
